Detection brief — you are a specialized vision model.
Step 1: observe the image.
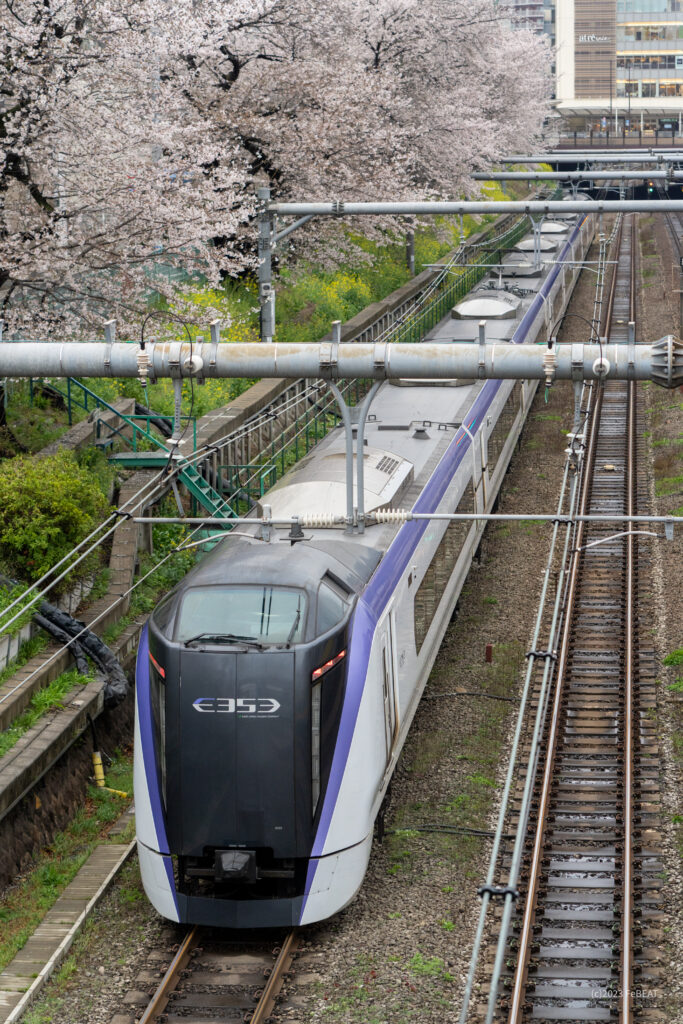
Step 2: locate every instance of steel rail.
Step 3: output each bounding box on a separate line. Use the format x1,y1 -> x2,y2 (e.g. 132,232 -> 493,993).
502,153 -> 683,164
474,170 -> 683,181
476,447 -> 582,1024
507,355 -> 606,1024
460,215 -> 613,1023
136,927 -> 298,1024
138,926 -> 199,1024
129,512 -> 678,527
506,214 -> 626,1023
621,219 -> 638,1024
247,930 -> 300,1024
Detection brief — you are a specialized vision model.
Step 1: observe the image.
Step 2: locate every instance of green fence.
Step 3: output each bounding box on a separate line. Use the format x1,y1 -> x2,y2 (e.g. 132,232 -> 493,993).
390,216 -> 531,345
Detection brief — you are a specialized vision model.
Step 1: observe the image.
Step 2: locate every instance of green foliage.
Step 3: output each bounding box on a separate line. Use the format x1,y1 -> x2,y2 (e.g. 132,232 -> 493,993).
131,525 -> 196,617
0,585 -> 37,636
655,475 -> 683,497
0,450 -> 110,588
0,635 -> 47,684
408,953 -> 453,981
75,447 -> 115,498
664,648 -> 683,666
0,669 -> 93,759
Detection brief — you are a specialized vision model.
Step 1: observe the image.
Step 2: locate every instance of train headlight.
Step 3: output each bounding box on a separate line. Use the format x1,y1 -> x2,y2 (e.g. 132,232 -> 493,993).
311,649 -> 346,816
311,649 -> 346,681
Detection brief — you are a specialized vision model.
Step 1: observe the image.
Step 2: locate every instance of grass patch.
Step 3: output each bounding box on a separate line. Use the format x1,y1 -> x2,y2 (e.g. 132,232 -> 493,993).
0,585 -> 40,637
0,634 -> 48,690
2,388 -> 72,453
663,649 -> 683,666
0,669 -> 94,759
0,751 -> 132,972
408,952 -> 454,981
655,475 -> 683,497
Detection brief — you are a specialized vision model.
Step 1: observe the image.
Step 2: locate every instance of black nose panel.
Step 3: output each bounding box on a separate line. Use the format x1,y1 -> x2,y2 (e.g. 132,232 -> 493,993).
174,649 -> 296,857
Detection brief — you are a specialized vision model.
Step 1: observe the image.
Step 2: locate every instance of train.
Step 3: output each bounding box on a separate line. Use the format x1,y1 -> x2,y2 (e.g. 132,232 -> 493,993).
134,212 -> 594,928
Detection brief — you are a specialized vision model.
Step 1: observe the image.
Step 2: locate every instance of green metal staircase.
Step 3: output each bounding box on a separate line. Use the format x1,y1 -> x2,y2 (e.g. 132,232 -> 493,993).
108,451 -> 233,521
39,377 -> 233,522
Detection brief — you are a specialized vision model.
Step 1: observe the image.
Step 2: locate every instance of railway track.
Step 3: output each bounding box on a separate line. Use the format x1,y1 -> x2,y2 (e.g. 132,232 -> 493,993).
661,202 -> 683,260
112,927 -> 299,1024
475,215 -> 663,1023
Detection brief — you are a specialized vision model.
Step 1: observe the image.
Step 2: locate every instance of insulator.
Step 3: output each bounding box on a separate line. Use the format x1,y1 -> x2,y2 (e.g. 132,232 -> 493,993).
373,508 -> 410,524
300,513 -> 339,527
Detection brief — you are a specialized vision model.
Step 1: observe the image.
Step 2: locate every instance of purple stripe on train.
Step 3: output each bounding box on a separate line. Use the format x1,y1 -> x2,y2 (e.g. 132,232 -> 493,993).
301,217 -> 587,916
136,626 -> 178,909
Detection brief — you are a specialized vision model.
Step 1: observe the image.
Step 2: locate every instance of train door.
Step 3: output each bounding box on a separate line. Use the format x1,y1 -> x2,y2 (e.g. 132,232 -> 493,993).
381,611 -> 399,763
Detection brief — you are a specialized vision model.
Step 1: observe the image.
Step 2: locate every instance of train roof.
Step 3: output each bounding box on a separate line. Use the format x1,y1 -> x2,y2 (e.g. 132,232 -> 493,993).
165,534 -> 381,597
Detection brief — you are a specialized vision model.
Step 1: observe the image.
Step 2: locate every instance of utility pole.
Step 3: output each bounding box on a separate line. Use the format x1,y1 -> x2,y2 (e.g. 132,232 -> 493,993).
406,228 -> 415,275
257,186 -> 275,344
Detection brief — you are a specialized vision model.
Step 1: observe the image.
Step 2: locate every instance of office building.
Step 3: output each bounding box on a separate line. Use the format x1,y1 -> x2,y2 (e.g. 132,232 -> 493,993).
554,0 -> 683,132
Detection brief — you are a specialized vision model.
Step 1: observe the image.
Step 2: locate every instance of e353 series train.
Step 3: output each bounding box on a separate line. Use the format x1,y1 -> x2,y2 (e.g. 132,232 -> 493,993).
134,214 -> 593,928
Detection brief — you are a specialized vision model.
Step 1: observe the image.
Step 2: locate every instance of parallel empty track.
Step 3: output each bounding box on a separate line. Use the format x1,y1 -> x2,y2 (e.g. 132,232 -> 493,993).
488,216 -> 663,1023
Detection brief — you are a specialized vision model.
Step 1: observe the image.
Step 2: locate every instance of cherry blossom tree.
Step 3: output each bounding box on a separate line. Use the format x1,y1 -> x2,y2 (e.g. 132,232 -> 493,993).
0,0 -> 550,335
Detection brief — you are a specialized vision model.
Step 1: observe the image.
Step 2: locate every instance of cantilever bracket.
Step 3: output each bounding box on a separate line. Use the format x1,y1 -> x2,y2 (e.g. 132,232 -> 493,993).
328,376 -> 381,535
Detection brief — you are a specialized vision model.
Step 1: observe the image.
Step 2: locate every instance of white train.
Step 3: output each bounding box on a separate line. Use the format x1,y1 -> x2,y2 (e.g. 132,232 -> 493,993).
134,213 -> 594,927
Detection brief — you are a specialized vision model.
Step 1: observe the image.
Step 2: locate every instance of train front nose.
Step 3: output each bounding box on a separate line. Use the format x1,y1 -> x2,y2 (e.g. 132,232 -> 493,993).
169,647 -> 298,859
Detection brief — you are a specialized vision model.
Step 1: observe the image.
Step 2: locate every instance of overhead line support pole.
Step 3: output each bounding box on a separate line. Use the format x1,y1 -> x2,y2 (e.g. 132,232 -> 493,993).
257,186 -> 275,344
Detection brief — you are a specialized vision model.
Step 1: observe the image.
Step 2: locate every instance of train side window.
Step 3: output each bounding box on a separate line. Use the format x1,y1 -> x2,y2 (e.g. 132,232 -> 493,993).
316,581 -> 348,635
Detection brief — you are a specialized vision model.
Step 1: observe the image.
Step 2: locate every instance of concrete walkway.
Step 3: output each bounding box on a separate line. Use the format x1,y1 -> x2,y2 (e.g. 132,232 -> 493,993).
0,830 -> 134,1023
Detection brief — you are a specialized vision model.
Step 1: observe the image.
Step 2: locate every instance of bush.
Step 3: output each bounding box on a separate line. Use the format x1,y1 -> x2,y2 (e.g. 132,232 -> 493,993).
0,450 -> 110,588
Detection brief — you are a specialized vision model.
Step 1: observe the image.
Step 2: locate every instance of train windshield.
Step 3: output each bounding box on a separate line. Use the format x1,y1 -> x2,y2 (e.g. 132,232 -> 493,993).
175,585 -> 307,645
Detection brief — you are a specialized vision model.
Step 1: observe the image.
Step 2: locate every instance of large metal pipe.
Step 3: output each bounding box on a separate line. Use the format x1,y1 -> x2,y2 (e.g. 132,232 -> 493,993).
270,200 -> 683,216
503,153 -> 682,163
473,170 -> 682,181
0,338 -> 681,387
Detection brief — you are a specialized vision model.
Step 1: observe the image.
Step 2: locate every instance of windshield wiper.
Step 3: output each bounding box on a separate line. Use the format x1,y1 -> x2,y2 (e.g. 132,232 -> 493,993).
285,598 -> 302,648
183,633 -> 264,649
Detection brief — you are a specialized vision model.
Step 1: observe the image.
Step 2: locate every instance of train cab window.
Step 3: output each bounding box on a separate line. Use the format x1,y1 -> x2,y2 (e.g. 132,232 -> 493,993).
151,593 -> 177,636
316,581 -> 349,635
175,585 -> 307,645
